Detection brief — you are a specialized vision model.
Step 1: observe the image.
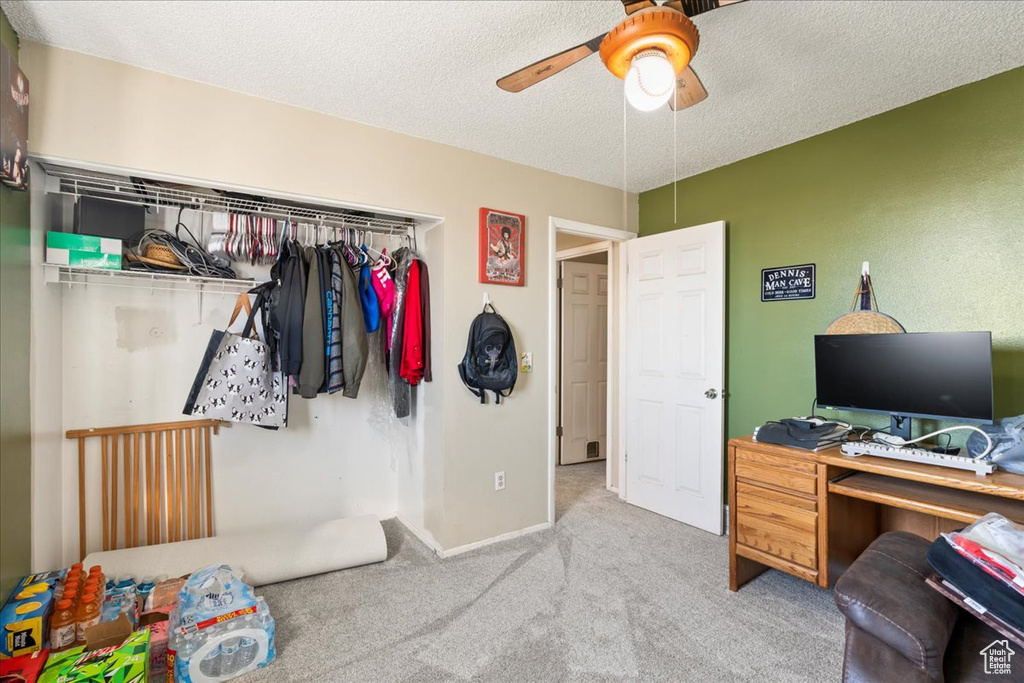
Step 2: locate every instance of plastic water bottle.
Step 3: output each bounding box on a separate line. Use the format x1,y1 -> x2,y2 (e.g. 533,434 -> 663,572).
199,643 -> 222,678
238,637 -> 258,667
220,636 -> 241,675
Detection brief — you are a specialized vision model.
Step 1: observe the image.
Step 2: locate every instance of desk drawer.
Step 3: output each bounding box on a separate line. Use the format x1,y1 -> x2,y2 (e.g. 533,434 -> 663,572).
735,485 -> 818,569
735,449 -> 817,496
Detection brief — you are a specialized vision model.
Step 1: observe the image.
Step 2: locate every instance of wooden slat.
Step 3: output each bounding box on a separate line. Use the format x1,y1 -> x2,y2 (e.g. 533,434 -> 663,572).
133,432 -> 141,548
185,428 -> 194,540
66,419 -> 223,439
176,429 -> 184,542
165,431 -> 174,544
123,434 -> 132,548
154,432 -> 162,544
101,436 -> 109,551
78,438 -> 86,560
204,426 -> 213,537
146,431 -> 154,545
193,428 -> 201,539
111,436 -> 119,549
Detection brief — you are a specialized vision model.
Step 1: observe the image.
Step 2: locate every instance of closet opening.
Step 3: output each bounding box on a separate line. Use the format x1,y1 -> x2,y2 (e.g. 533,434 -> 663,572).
27,156 -> 443,567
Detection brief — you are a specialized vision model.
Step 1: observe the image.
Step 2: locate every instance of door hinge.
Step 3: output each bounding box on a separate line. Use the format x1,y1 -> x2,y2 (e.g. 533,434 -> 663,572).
556,277 -> 564,290
556,425 -> 564,437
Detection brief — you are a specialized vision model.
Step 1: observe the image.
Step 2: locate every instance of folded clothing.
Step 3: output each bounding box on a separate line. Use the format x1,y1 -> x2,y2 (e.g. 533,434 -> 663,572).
927,535 -> 1024,633
752,420 -> 848,451
943,513 -> 1024,596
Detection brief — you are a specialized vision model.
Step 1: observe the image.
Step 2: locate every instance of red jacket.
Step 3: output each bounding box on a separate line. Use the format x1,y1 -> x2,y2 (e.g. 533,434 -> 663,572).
400,261 -> 425,385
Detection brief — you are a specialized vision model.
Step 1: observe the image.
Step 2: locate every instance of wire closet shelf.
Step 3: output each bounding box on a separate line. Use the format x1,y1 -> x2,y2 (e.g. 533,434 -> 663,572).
40,162 -> 417,237
44,264 -> 260,295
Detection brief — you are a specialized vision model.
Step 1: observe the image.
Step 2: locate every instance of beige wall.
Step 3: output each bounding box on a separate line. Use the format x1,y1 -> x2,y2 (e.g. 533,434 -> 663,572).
20,43 -> 637,551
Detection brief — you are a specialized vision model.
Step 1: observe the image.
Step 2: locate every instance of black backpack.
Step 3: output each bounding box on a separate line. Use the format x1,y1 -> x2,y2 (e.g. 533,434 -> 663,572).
458,303 -> 518,404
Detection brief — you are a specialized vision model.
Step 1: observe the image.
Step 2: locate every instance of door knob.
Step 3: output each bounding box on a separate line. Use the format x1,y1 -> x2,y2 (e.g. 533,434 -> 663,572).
704,389 -> 718,399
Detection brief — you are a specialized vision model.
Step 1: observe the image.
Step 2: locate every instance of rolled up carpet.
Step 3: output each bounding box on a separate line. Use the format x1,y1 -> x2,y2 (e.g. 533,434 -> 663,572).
83,515 -> 387,586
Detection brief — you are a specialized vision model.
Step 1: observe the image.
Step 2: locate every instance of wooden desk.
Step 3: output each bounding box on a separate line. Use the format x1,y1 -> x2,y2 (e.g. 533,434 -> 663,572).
728,436 -> 1024,591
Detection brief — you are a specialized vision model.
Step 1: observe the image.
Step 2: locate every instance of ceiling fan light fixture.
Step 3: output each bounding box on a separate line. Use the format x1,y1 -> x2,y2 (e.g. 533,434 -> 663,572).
624,50 -> 676,111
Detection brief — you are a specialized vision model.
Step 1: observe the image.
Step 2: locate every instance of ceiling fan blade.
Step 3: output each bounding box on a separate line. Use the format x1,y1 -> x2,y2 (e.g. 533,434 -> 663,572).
496,34 -> 607,93
622,0 -> 657,14
672,0 -> 746,18
669,66 -> 708,111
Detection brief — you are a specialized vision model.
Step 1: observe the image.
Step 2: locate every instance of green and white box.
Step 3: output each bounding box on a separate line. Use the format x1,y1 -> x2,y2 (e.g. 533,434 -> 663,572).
46,231 -> 122,270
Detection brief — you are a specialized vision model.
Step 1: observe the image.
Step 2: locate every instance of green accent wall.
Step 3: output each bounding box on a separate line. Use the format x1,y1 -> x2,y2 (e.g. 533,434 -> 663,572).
639,68 -> 1024,449
0,7 -> 32,599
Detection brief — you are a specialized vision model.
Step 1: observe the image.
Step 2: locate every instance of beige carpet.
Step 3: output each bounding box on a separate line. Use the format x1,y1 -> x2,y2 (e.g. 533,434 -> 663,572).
246,461 -> 844,682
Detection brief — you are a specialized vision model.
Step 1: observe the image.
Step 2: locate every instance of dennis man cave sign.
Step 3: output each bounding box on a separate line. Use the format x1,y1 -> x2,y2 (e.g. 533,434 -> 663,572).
762,264 -> 815,302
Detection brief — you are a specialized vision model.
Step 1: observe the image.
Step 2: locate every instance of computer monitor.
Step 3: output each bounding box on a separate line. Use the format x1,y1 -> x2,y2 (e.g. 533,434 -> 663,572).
814,332 -> 993,439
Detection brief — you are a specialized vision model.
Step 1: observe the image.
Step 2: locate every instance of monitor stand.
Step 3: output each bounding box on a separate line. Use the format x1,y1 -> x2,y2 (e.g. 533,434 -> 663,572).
890,414 -> 912,441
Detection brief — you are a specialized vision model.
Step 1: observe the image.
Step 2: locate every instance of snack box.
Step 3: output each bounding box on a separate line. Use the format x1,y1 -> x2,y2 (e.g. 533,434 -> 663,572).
0,648 -> 48,682
1,571 -> 65,659
38,624 -> 148,683
45,232 -> 121,270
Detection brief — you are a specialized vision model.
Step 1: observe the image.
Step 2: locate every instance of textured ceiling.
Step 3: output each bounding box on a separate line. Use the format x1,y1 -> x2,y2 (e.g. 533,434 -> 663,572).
4,1 -> 1024,192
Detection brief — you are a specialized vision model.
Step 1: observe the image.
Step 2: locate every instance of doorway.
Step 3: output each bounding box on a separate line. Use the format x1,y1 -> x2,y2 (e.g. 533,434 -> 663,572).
558,250 -> 609,468
547,217 -> 728,536
548,216 -> 633,525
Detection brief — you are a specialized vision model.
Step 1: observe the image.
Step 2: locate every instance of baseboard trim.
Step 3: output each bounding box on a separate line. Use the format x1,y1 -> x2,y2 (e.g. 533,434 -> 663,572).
393,515 -> 554,559
437,521 -> 553,559
393,513 -> 444,555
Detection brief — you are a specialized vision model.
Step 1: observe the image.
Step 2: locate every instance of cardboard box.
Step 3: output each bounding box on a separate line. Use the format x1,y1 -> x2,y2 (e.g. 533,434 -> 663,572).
45,232 -> 122,270
0,648 -> 48,682
1,571 -> 65,659
139,611 -> 169,680
37,619 -> 148,683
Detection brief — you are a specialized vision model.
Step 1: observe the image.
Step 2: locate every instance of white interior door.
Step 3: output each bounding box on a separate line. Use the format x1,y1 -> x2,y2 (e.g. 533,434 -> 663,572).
560,261 -> 608,464
625,221 -> 725,534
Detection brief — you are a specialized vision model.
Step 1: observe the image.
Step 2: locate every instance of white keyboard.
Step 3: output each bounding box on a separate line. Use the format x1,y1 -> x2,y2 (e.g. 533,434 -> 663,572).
840,441 -> 994,475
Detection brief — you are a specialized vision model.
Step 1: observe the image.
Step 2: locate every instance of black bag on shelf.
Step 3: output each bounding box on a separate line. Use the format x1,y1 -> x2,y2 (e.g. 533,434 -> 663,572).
927,535 -> 1024,633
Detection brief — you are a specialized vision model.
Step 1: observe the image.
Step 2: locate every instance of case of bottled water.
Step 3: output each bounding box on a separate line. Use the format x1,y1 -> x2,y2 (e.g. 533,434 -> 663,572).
168,564 -> 276,682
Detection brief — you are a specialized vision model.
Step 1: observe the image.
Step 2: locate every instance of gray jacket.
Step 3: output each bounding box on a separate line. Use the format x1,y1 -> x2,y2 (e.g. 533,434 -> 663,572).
297,247 -> 324,398
338,250 -> 368,399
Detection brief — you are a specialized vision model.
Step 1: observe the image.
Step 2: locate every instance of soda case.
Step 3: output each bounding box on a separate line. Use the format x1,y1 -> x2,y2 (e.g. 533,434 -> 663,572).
36,629 -> 149,683
1,570 -> 66,659
167,565 -> 275,682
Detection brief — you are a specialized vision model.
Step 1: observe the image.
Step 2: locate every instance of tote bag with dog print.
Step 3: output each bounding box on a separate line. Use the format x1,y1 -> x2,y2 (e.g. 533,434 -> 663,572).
183,290 -> 287,428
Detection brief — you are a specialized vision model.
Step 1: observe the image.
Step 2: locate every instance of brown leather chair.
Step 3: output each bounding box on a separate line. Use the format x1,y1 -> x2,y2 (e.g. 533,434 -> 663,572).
833,531 -> 1005,683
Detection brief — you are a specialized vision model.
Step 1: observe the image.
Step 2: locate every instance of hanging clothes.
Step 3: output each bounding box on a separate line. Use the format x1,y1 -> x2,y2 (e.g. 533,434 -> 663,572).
358,250 -> 380,333
270,240 -> 306,378
418,259 -> 432,383
372,250 -> 397,351
399,261 -> 425,385
317,248 -> 332,394
326,250 -> 344,394
388,248 -> 414,417
338,251 -> 368,399
297,246 -> 324,399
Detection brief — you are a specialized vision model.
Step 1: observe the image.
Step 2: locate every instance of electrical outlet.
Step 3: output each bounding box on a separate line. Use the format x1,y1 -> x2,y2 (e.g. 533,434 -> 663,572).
494,471 -> 505,491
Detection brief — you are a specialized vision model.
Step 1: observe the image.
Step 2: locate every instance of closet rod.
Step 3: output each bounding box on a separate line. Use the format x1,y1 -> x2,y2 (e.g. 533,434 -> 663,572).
44,166 -> 416,236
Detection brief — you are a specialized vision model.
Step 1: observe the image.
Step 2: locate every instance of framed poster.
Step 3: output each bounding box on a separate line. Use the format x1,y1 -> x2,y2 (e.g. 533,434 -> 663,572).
761,263 -> 815,302
479,207 -> 525,286
0,42 -> 29,191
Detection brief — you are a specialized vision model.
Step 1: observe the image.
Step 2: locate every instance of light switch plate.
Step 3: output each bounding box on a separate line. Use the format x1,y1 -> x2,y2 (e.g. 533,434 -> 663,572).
520,352 -> 533,373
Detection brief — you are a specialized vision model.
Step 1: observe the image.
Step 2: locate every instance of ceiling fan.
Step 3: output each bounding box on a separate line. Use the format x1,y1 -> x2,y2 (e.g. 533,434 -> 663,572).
497,0 -> 746,112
